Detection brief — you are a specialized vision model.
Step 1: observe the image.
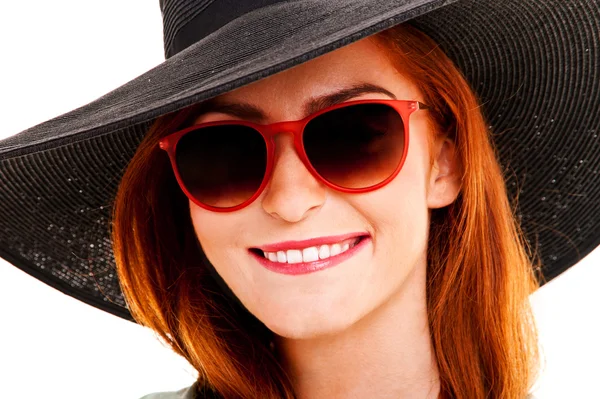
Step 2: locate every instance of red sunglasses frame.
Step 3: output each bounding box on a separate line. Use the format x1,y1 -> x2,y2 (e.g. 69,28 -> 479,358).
159,98 -> 429,212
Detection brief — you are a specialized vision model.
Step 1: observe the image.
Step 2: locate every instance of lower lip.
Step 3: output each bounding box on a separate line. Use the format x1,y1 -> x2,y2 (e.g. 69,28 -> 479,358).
249,236 -> 371,275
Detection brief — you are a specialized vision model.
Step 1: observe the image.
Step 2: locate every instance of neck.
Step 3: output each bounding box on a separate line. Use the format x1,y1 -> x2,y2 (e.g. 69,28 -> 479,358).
274,257 -> 440,399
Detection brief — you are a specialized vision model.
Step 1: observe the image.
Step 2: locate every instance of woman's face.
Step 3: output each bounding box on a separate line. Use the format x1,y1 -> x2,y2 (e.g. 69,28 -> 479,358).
189,38 -> 460,339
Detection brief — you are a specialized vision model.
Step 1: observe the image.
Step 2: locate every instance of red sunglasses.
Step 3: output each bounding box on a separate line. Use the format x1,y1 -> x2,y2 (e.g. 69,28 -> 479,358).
159,99 -> 429,212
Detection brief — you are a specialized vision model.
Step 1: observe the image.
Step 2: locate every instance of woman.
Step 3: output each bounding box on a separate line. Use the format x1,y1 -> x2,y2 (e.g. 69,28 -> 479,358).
0,1 -> 598,398
117,24 -> 538,398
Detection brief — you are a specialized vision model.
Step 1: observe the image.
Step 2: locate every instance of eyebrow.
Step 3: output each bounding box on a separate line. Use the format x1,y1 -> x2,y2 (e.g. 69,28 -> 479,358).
193,82 -> 397,122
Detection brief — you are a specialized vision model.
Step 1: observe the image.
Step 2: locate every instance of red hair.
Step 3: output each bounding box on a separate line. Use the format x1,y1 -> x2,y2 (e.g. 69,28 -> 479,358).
112,23 -> 540,398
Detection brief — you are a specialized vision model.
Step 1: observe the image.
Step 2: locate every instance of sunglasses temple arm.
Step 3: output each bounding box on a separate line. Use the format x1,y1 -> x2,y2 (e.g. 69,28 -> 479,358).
417,101 -> 431,110
417,101 -> 444,119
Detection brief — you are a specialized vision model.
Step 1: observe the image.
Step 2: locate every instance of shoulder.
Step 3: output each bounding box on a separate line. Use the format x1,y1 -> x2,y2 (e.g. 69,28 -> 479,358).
139,381 -> 200,399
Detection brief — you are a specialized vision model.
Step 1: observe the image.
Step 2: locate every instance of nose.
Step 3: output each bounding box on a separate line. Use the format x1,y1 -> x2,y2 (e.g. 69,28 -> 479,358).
260,132 -> 326,222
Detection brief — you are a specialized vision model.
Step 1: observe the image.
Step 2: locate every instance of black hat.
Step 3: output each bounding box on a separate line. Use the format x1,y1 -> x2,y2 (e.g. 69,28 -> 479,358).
0,0 -> 598,321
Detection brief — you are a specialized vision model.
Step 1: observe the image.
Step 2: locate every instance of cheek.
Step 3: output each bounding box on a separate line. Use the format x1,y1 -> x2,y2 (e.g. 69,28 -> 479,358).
362,128 -> 432,243
350,130 -> 433,303
364,160 -> 430,273
188,204 -> 249,284
189,205 -> 224,254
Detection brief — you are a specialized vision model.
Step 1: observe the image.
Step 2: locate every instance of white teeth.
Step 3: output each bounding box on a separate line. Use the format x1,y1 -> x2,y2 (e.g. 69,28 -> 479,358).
262,237 -> 362,264
318,245 -> 330,259
287,250 -> 303,264
277,251 -> 287,263
330,243 -> 342,256
302,247 -> 319,262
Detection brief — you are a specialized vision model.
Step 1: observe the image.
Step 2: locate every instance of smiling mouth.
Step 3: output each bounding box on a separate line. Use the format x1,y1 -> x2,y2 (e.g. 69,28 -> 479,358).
250,235 -> 368,264
249,234 -> 371,276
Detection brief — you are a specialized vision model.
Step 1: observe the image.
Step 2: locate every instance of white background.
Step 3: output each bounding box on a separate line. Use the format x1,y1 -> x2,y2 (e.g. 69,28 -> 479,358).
0,1 -> 599,398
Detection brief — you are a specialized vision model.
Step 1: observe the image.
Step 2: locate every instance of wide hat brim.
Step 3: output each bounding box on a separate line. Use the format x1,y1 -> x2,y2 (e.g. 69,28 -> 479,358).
0,0 -> 599,321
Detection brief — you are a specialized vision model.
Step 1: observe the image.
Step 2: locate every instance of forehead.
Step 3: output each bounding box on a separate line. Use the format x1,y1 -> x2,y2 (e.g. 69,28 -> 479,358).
199,38 -> 420,121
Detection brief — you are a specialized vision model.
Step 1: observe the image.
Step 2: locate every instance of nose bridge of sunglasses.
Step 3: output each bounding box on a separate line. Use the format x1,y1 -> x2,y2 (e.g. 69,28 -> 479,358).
262,119 -> 304,138
261,119 -> 306,153
260,120 -> 315,178
269,131 -> 302,162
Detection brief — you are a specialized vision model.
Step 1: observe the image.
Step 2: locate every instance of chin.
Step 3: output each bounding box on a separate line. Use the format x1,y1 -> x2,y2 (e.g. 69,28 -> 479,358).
259,303 -> 363,340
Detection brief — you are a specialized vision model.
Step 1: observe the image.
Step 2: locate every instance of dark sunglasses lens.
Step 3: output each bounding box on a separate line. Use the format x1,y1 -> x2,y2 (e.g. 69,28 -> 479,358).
303,103 -> 406,189
175,125 -> 267,208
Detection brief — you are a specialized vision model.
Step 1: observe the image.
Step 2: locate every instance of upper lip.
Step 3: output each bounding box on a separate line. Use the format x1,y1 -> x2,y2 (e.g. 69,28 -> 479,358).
254,232 -> 369,252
